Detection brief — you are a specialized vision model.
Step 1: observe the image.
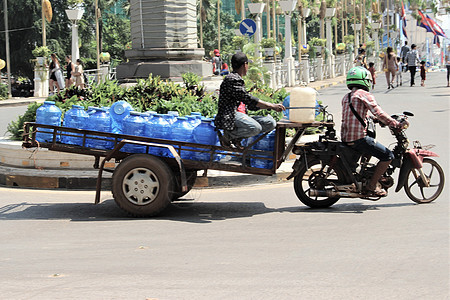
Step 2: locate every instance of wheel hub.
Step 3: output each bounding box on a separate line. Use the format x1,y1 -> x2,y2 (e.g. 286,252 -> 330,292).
123,168 -> 159,205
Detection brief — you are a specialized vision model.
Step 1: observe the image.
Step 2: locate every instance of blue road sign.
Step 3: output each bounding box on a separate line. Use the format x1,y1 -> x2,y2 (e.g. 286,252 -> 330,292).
240,19 -> 257,37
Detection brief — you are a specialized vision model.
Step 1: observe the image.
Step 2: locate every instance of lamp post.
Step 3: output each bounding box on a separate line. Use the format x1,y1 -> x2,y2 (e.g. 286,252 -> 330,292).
248,2 -> 266,62
325,7 -> 336,78
279,0 -> 297,87
65,8 -> 83,61
3,0 -> 11,97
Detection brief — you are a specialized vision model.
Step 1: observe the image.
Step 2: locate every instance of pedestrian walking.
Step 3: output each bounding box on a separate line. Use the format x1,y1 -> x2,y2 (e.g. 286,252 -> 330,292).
382,47 -> 398,89
396,57 -> 403,87
49,53 -> 65,94
406,44 -> 420,87
368,62 -> 376,90
354,49 -> 368,69
420,61 -> 426,87
446,47 -> 450,87
65,55 -> 75,88
211,49 -> 222,76
400,41 -> 410,71
72,59 -> 85,89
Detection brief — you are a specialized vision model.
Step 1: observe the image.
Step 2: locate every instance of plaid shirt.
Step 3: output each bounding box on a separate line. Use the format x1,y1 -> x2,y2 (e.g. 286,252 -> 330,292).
341,89 -> 399,142
215,72 -> 259,131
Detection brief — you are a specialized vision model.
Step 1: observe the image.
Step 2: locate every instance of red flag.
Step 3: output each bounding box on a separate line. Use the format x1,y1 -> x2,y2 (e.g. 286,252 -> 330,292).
417,10 -> 435,34
401,1 -> 406,18
425,15 -> 447,38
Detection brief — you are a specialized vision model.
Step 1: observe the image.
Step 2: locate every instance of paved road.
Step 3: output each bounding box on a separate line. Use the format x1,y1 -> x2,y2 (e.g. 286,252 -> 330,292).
0,71 -> 448,299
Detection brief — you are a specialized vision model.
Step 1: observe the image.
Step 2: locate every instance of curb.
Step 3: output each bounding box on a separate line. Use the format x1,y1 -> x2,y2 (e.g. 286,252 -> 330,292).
0,97 -> 46,108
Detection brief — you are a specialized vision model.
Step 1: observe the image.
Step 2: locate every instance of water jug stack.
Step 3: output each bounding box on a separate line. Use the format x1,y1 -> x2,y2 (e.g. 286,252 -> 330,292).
109,101 -> 134,134
144,113 -> 171,156
193,118 -> 217,161
36,101 -> 62,143
170,117 -> 194,160
86,107 -> 113,149
62,104 -> 89,146
249,130 -> 276,169
122,111 -> 146,153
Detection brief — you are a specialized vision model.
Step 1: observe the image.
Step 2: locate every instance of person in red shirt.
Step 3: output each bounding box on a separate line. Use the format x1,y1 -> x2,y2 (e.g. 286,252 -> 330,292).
420,60 -> 426,87
342,67 -> 407,196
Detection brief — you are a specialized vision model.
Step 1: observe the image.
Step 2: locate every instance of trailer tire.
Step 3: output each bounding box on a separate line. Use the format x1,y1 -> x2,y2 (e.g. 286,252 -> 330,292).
112,154 -> 173,217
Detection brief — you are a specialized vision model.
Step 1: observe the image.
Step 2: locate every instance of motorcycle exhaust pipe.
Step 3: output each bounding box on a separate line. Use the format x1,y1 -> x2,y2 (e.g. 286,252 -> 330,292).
309,189 -> 361,198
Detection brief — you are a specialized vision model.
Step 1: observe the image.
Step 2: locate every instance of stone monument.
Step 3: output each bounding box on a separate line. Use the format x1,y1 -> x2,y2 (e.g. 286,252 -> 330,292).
117,0 -> 211,81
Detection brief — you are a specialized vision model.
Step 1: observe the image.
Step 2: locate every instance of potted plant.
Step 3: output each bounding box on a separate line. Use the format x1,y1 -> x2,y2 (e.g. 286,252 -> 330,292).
325,0 -> 336,17
248,0 -> 266,14
309,37 -> 326,55
32,46 -> 51,66
260,37 -> 277,57
336,43 -> 346,54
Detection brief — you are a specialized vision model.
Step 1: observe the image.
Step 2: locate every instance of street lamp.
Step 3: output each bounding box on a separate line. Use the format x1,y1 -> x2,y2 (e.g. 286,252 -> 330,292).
279,0 -> 297,87
65,8 -> 83,61
248,2 -> 266,62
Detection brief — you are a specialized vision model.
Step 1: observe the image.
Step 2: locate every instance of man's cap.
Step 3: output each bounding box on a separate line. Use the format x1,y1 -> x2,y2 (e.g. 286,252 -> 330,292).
231,52 -> 253,69
214,49 -> 220,56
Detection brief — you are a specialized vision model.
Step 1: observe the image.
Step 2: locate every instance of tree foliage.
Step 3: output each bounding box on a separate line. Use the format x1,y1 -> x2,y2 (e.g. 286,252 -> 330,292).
0,0 -> 130,78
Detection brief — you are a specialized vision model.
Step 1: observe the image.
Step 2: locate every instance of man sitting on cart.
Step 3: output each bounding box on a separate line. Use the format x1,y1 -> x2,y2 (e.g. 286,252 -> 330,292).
215,52 -> 285,148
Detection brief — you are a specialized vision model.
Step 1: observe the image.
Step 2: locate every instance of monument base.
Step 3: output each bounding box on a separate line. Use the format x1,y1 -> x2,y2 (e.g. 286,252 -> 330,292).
117,59 -> 212,82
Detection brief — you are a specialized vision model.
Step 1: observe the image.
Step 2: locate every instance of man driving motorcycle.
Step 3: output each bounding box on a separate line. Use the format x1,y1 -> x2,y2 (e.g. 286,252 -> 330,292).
342,67 -> 407,197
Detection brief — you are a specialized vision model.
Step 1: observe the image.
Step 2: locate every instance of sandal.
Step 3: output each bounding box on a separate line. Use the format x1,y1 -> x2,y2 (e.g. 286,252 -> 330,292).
365,187 -> 388,197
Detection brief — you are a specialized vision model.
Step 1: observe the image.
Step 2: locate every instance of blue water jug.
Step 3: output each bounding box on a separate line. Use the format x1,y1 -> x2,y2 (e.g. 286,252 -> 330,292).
62,104 -> 89,146
122,111 -> 146,153
109,101 -> 134,134
87,106 -> 98,115
86,107 -> 113,149
170,117 -> 194,160
186,115 -> 200,128
193,119 -> 217,161
36,101 -> 62,143
249,130 -> 276,169
167,111 -> 179,119
144,113 -> 171,156
143,111 -> 156,122
162,114 -> 175,126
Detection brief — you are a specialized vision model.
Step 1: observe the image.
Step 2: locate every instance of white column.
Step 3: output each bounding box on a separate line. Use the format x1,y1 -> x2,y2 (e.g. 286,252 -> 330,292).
326,18 -> 335,78
301,55 -> 310,84
255,15 -> 262,62
71,22 -> 80,60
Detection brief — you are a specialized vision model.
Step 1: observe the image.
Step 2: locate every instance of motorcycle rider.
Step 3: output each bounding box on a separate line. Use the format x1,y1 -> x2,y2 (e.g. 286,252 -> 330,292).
342,67 -> 407,197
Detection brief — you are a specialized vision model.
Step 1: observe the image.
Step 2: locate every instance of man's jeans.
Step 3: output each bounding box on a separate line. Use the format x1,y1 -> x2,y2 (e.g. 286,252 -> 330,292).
227,112 -> 276,139
409,66 -> 417,86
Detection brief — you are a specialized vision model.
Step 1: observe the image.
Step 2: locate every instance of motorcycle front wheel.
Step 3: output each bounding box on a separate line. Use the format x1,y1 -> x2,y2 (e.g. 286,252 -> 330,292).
293,159 -> 345,208
404,158 -> 445,203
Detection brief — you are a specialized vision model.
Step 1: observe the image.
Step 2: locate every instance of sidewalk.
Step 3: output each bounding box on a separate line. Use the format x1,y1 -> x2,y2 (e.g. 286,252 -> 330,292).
0,76 -> 345,190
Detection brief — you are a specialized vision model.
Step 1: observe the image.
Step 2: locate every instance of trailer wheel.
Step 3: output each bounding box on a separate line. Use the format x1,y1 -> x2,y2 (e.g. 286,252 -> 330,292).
112,154 -> 173,217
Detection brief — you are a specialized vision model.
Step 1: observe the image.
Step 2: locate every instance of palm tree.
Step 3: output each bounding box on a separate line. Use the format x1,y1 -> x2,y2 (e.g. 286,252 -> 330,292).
198,0 -> 216,48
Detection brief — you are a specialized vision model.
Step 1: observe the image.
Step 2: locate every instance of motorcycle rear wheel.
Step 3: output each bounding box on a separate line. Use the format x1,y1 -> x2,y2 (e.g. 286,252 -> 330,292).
293,159 -> 345,208
404,158 -> 445,203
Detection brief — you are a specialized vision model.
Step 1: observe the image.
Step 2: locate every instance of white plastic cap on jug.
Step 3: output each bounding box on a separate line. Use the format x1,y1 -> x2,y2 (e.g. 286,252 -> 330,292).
289,87 -> 316,123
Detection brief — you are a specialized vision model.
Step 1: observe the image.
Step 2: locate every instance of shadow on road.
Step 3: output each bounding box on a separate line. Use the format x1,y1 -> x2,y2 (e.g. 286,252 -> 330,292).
0,198 -> 417,223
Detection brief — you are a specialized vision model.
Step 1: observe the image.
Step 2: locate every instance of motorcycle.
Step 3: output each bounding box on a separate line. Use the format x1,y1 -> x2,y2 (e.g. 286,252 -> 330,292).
288,109 -> 445,208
